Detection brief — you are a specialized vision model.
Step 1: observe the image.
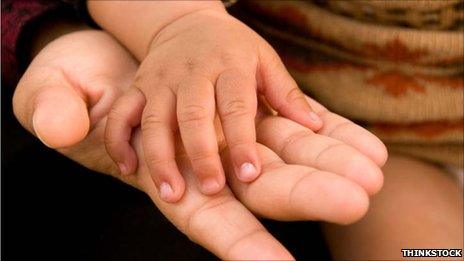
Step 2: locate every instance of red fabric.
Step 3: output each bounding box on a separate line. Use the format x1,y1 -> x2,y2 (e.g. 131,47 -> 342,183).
1,0 -> 63,87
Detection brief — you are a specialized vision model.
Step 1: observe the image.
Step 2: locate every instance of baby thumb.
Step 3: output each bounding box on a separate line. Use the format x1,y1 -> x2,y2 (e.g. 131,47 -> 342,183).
32,85 -> 89,148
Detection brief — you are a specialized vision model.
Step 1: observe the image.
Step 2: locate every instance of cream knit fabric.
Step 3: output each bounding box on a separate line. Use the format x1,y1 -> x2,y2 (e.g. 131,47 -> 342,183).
235,0 -> 464,166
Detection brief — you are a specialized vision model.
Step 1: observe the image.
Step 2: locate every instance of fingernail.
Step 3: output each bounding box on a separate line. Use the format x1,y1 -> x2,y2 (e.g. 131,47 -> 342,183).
309,111 -> 320,123
32,112 -> 52,148
118,163 -> 129,175
201,178 -> 221,194
159,182 -> 174,201
238,162 -> 259,182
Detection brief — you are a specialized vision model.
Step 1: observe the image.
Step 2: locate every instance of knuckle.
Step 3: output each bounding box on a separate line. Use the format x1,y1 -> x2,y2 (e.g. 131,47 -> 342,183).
183,196 -> 235,236
153,68 -> 167,81
103,135 -> 118,153
144,153 -> 171,170
288,172 -> 317,209
220,100 -> 250,120
262,48 -> 282,71
189,149 -> 217,162
131,73 -> 145,89
314,143 -> 346,165
220,50 -> 240,65
225,228 -> 268,258
281,130 -> 311,156
103,136 -> 125,159
107,107 -> 123,123
285,87 -> 305,104
177,104 -> 209,126
133,63 -> 167,88
227,138 -> 253,151
142,113 -> 164,132
182,57 -> 199,73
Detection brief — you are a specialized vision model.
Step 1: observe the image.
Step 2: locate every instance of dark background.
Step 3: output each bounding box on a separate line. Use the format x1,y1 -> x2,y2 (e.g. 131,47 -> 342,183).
2,82 -> 331,260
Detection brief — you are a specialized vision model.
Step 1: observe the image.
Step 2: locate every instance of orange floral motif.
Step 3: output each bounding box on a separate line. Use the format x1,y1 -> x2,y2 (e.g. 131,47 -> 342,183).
366,71 -> 464,97
364,37 -> 429,63
244,2 -> 460,65
366,71 -> 426,97
279,52 -> 463,98
372,120 -> 464,138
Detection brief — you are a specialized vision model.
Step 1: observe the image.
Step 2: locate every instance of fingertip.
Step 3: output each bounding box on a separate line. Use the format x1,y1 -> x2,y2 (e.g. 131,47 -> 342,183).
158,179 -> 186,203
355,127 -> 389,167
117,157 -> 138,176
199,176 -> 225,195
123,148 -> 139,176
366,166 -> 384,196
201,178 -> 221,194
308,111 -> 323,131
277,105 -> 323,132
345,155 -> 384,196
373,141 -> 389,167
228,144 -> 262,183
189,155 -> 226,196
237,162 -> 260,182
105,137 -> 138,176
32,94 -> 89,148
317,175 -> 370,224
335,186 -> 370,225
159,182 -> 175,202
118,163 -> 130,176
334,180 -> 370,225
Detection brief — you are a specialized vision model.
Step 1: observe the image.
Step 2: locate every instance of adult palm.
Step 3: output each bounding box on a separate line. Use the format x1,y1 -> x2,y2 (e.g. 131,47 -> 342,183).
13,30 -> 387,260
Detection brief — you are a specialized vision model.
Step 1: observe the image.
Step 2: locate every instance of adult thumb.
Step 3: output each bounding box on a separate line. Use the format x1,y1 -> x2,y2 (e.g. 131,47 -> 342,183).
30,84 -> 89,148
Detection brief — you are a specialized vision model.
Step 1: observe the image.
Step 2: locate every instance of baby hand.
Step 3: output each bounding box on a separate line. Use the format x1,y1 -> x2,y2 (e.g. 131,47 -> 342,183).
104,10 -> 323,202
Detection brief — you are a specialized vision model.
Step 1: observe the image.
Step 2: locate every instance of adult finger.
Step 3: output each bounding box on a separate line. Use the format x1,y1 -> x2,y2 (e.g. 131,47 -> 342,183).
223,143 -> 370,224
304,96 -> 388,167
257,116 -> 383,195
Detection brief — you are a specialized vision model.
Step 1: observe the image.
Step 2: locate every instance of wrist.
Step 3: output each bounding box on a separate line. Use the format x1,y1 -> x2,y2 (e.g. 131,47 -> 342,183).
87,1 -> 227,60
148,8 -> 231,53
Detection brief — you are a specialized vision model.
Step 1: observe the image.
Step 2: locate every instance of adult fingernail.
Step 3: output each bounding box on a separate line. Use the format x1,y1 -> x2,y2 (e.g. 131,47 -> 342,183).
309,111 -> 321,123
32,111 -> 52,148
201,178 -> 221,195
159,182 -> 174,201
118,163 -> 129,175
238,162 -> 258,182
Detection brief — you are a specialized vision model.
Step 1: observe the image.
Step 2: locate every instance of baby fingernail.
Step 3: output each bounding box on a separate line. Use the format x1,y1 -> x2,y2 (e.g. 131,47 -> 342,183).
159,182 -> 174,201
201,178 -> 221,194
238,162 -> 258,182
118,163 -> 129,175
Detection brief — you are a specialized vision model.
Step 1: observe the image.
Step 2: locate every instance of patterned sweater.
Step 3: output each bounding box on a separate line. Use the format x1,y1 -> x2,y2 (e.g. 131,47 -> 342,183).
232,0 -> 463,166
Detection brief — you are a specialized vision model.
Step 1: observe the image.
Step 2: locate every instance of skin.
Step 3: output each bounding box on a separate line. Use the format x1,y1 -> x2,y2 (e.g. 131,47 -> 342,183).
88,1 -> 324,202
323,155 -> 463,260
13,28 -> 387,259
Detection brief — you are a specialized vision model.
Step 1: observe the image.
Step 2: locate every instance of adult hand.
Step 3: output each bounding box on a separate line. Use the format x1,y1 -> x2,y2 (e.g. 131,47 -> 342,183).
13,29 -> 387,260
